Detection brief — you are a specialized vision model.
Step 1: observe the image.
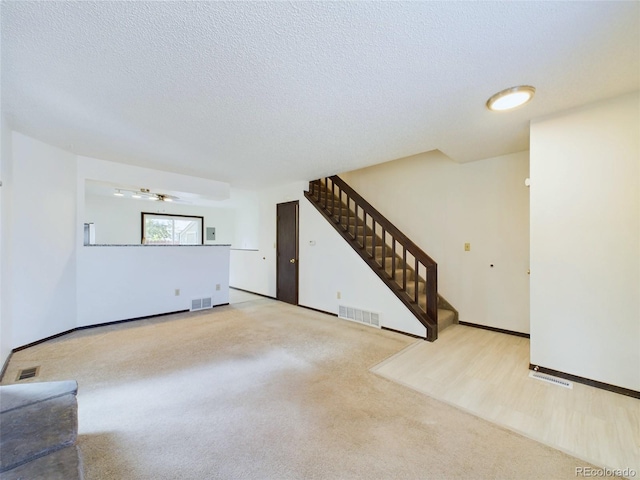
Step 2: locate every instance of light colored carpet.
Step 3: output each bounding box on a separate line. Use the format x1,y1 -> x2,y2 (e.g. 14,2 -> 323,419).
2,298 -> 596,479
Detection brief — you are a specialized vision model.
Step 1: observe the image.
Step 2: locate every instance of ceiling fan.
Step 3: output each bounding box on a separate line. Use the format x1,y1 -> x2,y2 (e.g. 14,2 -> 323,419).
114,188 -> 182,202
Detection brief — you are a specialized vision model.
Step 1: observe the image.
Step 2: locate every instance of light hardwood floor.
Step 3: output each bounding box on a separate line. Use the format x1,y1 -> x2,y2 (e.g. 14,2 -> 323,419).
371,324 -> 640,474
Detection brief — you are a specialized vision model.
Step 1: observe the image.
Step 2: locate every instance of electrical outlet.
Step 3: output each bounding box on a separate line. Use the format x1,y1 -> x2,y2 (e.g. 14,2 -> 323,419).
175,289 -> 180,296
337,291 -> 341,299
216,284 -> 221,291
464,243 -> 471,252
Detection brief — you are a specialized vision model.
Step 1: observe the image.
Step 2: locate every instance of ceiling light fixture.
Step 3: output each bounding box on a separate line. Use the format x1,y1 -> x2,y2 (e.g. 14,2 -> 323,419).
114,189 -> 124,197
131,192 -> 142,199
486,85 -> 535,112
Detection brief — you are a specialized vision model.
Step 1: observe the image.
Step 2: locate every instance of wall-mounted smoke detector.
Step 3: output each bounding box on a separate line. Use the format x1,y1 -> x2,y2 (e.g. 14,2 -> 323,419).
486,85 -> 536,112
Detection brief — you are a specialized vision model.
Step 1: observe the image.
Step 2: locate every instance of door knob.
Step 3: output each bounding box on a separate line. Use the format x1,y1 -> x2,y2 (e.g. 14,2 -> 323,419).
290,258 -> 296,264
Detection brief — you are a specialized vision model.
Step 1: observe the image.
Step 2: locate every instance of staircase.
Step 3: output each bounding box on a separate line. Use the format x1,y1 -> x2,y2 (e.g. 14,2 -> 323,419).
304,176 -> 456,341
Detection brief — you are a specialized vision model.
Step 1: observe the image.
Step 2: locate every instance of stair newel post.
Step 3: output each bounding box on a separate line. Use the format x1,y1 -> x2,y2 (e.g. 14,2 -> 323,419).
426,263 -> 438,341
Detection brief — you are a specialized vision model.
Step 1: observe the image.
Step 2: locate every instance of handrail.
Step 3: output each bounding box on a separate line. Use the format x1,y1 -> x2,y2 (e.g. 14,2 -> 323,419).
307,176 -> 439,340
326,176 -> 437,267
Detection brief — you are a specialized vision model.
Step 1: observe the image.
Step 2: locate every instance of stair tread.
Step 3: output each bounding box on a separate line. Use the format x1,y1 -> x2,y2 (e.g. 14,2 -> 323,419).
437,308 -> 456,333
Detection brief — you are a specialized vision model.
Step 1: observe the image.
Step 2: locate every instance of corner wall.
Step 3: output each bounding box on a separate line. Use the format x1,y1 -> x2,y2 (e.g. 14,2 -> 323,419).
0,113 -> 12,366
10,132 -> 78,348
341,150 -> 531,333
530,91 -> 639,391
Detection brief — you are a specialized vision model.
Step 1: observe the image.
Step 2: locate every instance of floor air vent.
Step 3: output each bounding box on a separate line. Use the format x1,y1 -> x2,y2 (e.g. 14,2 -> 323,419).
338,305 -> 380,328
191,297 -> 213,311
16,366 -> 40,381
529,371 -> 573,389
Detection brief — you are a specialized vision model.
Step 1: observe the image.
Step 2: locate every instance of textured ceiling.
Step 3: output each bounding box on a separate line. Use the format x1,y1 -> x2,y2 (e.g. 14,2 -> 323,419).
2,1 -> 639,188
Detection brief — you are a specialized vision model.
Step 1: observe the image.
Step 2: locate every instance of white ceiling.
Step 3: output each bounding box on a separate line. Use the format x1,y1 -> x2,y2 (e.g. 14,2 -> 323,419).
2,1 -> 639,188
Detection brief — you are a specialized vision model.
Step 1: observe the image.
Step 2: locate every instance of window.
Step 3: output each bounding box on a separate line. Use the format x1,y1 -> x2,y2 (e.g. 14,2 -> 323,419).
141,213 -> 204,245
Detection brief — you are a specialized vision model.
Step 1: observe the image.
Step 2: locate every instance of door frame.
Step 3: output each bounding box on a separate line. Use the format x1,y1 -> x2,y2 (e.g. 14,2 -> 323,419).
276,200 -> 299,305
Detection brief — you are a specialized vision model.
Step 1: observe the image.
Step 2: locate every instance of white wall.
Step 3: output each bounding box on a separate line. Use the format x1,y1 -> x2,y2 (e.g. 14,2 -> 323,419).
229,181 -> 427,337
10,132 -> 78,348
530,92 -> 639,391
0,114 -> 12,367
231,188 -> 260,250
230,182 -> 306,297
0,9 -> 10,367
299,199 -> 426,337
77,246 -> 229,327
341,150 -> 531,333
0,133 -> 235,356
84,193 -> 236,245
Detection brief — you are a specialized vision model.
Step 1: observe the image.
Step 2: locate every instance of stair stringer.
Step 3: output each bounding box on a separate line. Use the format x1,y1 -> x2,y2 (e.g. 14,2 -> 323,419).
299,196 -> 427,338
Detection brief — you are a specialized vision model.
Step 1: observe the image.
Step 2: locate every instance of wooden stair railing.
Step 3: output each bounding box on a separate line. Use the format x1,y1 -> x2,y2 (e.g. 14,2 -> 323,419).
304,176 -> 439,341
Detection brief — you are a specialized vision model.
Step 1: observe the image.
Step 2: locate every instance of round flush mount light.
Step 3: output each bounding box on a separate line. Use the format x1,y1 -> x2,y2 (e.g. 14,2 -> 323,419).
486,85 -> 536,112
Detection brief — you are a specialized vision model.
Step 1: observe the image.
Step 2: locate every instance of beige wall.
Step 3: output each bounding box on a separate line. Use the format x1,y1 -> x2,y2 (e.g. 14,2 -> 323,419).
530,91 -> 639,390
341,150 -> 530,333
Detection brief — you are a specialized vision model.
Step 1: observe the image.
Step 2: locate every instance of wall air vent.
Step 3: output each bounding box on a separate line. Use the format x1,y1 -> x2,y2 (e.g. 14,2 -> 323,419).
529,371 -> 573,389
191,297 -> 213,311
338,305 -> 380,329
16,366 -> 40,381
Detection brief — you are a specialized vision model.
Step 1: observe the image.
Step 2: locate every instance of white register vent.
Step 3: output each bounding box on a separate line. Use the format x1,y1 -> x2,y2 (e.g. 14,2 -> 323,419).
528,371 -> 573,389
338,305 -> 380,328
191,296 -> 213,311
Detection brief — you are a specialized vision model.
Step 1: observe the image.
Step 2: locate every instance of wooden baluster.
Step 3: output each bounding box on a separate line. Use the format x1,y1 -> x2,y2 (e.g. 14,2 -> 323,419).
391,238 -> 396,282
338,190 -> 342,226
331,180 -> 336,217
345,195 -> 349,233
414,258 -> 419,304
324,178 -> 328,210
354,204 -> 359,244
363,212 -> 367,251
402,247 -> 407,290
382,229 -> 386,273
372,220 -> 376,261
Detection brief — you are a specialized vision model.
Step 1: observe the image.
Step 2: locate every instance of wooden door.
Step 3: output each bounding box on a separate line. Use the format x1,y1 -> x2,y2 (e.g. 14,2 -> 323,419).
276,201 -> 299,305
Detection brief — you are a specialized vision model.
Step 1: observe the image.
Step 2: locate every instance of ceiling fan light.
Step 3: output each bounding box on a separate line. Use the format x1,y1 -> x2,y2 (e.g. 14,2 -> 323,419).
164,197 -> 173,202
113,189 -> 124,197
486,85 -> 535,112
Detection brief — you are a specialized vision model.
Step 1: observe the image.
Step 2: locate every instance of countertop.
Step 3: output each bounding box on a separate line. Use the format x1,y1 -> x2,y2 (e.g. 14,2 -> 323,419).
85,244 -> 232,247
